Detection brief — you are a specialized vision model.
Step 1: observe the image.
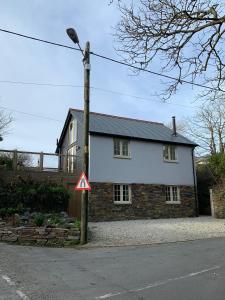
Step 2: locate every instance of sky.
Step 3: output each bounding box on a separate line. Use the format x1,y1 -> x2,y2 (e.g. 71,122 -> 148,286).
0,0 -> 202,153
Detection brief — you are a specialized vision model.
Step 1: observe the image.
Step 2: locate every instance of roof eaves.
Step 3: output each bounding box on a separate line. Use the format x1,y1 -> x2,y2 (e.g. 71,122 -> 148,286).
89,131 -> 198,147
55,109 -> 72,153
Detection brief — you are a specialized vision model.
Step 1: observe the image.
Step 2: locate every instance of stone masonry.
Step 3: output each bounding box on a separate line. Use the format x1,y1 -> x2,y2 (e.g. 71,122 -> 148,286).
0,226 -> 80,247
89,183 -> 196,221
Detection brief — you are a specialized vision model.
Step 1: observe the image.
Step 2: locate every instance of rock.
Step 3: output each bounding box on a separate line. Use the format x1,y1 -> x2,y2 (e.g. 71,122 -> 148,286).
14,214 -> 21,226
35,239 -> 47,246
2,233 -> 18,242
0,221 -> 6,228
66,235 -> 80,241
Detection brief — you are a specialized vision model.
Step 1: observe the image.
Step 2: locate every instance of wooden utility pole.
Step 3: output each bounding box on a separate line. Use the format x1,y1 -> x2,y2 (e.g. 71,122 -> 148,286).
80,41 -> 90,245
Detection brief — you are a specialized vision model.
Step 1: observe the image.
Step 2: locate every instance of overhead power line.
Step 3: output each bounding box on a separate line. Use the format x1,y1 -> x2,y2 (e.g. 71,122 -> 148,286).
0,28 -> 81,52
0,105 -> 62,122
0,79 -> 197,109
0,28 -> 220,93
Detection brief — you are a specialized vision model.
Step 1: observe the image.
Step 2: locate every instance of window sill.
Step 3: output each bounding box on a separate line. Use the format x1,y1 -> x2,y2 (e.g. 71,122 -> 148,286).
114,155 -> 131,159
114,201 -> 132,205
163,159 -> 178,163
166,201 -> 181,205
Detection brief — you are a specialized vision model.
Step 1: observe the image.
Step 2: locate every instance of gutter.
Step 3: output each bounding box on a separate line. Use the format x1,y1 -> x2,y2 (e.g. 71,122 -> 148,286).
192,148 -> 199,217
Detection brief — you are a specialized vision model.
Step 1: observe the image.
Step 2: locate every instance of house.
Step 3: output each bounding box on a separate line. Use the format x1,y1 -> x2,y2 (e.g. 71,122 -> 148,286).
56,108 -> 198,221
195,155 -> 209,165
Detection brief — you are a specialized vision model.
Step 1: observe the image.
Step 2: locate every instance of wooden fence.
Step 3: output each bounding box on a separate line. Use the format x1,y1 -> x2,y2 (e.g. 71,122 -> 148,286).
0,149 -> 79,173
0,149 -> 82,219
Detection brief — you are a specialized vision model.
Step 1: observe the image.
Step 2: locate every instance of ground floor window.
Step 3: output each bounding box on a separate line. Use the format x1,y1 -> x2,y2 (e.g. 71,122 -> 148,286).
114,184 -> 131,204
165,186 -> 180,204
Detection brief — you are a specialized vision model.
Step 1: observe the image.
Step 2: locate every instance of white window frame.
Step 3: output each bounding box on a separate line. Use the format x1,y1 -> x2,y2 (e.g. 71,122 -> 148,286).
163,144 -> 178,162
165,186 -> 181,204
113,184 -> 132,204
67,146 -> 76,173
68,120 -> 77,145
114,139 -> 131,158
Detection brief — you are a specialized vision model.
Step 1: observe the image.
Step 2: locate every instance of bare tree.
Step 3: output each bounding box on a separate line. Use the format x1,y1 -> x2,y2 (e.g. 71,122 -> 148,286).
166,119 -> 186,134
183,98 -> 225,154
114,0 -> 225,98
0,110 -> 12,138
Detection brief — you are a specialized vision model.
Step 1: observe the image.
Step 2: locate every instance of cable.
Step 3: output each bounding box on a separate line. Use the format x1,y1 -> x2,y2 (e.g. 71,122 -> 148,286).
0,79 -> 197,109
0,28 -> 220,93
0,28 -> 81,52
91,51 -> 215,91
0,105 -> 63,122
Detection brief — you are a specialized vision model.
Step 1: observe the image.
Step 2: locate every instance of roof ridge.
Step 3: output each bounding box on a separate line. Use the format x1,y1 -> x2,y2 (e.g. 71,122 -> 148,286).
70,108 -> 163,125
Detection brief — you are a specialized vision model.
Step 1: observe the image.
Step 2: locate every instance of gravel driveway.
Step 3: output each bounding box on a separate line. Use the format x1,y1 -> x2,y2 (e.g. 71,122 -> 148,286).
88,216 -> 225,246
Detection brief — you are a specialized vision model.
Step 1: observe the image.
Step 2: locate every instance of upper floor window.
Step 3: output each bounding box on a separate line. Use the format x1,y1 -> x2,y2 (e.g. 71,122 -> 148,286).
163,145 -> 177,162
114,139 -> 130,158
68,120 -> 77,145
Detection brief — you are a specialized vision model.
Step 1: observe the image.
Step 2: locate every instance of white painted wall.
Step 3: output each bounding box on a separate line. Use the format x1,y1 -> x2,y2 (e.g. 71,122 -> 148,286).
89,135 -> 194,185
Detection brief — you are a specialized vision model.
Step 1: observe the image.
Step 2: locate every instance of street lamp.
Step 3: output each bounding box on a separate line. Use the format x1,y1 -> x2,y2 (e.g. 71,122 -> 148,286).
0,135 -> 3,142
66,28 -> 90,245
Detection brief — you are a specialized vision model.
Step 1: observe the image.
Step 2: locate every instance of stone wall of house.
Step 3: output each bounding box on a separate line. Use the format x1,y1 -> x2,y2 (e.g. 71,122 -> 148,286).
0,226 -> 80,247
89,183 -> 196,221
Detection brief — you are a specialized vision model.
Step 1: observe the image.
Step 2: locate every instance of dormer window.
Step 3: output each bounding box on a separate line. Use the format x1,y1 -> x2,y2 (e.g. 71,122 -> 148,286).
163,144 -> 177,162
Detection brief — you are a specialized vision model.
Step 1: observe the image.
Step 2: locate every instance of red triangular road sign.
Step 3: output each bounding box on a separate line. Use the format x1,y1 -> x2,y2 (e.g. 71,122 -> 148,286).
75,172 -> 91,191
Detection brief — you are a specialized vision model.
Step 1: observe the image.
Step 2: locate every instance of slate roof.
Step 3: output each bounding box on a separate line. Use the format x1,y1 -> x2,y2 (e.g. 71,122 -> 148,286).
68,109 -> 196,147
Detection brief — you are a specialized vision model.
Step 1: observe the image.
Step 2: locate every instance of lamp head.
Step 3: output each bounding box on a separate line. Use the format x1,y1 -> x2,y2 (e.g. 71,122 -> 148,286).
66,28 -> 79,44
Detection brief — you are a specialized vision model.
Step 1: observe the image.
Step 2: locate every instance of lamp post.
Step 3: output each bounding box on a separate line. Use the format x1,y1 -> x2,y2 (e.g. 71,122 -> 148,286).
66,28 -> 90,245
0,136 -> 3,142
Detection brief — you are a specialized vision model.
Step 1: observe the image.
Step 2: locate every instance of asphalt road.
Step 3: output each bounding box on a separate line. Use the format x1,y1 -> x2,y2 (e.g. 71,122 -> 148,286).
0,238 -> 225,300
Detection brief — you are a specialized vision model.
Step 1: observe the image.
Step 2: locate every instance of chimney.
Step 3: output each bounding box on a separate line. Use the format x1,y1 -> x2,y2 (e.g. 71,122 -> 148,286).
172,116 -> 177,136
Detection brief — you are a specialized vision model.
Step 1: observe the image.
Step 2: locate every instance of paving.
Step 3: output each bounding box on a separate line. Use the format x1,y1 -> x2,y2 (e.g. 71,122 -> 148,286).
88,216 -> 225,246
1,238 -> 225,299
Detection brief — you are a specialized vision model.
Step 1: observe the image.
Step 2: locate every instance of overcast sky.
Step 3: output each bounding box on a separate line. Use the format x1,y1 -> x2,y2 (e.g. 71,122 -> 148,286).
0,0 -> 202,153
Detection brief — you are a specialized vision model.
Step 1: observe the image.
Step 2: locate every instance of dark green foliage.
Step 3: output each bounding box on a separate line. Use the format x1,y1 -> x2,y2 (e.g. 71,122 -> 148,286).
34,214 -> 45,227
73,219 -> 81,230
197,164 -> 215,215
0,154 -> 13,169
208,153 -> 225,180
0,177 -> 70,217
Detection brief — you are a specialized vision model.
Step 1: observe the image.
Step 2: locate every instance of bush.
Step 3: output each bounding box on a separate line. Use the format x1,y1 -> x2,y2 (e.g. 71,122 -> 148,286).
0,153 -> 32,170
34,214 -> 45,227
0,177 -> 70,217
208,153 -> 225,181
74,219 -> 81,230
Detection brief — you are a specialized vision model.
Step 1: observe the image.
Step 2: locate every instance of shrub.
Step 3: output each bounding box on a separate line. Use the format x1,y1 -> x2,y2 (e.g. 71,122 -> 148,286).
208,153 -> 225,181
34,214 -> 45,227
73,219 -> 81,230
0,178 -> 70,215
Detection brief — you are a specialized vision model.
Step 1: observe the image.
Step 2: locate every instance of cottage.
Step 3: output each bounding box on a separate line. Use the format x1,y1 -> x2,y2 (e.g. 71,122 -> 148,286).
56,108 -> 198,221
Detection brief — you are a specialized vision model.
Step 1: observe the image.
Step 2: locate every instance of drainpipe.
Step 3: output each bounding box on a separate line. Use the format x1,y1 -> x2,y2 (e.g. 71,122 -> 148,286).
191,147 -> 199,217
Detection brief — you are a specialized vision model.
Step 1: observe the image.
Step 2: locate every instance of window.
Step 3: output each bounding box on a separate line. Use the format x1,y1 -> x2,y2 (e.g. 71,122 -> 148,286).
163,145 -> 177,161
114,139 -> 130,158
165,186 -> 180,203
68,120 -> 77,145
67,146 -> 76,173
114,184 -> 131,204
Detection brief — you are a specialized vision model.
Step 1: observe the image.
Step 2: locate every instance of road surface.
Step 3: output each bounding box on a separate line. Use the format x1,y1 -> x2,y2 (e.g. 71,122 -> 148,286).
0,238 -> 225,299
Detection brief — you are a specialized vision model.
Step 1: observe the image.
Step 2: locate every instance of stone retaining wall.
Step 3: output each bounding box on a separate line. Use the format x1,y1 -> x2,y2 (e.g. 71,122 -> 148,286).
0,226 -> 80,247
213,188 -> 225,218
89,183 -> 196,221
